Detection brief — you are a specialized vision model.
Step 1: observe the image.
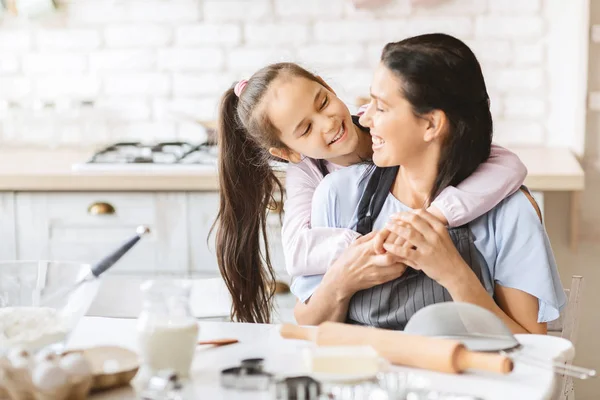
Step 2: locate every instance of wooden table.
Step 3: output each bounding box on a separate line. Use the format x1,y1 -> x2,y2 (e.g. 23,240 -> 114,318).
67,317 -> 574,400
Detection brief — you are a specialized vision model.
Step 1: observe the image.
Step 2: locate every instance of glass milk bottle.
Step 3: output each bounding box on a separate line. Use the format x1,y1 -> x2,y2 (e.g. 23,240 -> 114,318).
137,280 -> 199,377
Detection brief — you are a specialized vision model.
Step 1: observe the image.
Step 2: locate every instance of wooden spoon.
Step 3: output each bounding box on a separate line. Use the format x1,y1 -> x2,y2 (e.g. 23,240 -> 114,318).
197,338 -> 239,347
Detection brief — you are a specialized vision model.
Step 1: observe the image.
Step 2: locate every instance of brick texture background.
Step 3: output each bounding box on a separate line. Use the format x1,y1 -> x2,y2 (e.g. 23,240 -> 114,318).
0,0 -> 553,146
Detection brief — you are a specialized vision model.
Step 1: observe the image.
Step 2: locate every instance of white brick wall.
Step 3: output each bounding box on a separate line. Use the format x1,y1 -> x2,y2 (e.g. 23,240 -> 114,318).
0,31 -> 31,51
35,75 -> 100,99
245,23 -> 309,45
467,40 -> 511,67
313,21 -> 384,43
275,0 -> 345,19
127,1 -> 199,23
503,96 -> 546,118
297,45 -> 366,68
95,98 -> 152,121
0,56 -> 19,74
158,48 -> 224,71
406,17 -> 474,37
23,54 -> 87,74
488,0 -> 541,14
90,50 -> 156,71
37,29 -> 102,51
0,0 -> 566,147
104,73 -> 171,96
203,0 -> 271,22
0,77 -> 31,100
173,73 -> 235,96
475,16 -> 543,38
513,43 -> 545,66
490,68 -> 545,93
412,0 -> 486,16
176,24 -> 241,46
153,98 -> 219,121
111,122 -> 178,141
104,25 -> 172,48
226,48 -> 295,72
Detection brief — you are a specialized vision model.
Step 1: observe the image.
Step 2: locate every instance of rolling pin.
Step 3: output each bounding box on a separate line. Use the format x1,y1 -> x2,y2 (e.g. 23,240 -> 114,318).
280,322 -> 513,375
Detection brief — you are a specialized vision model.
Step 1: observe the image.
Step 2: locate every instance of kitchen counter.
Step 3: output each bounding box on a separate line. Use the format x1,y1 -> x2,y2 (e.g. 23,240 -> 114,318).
0,148 -> 222,192
0,146 -> 585,250
0,146 -> 585,192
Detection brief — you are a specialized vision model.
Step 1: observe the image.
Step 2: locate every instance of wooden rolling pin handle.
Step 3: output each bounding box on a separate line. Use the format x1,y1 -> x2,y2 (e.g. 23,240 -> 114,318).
455,347 -> 514,375
280,324 -> 316,341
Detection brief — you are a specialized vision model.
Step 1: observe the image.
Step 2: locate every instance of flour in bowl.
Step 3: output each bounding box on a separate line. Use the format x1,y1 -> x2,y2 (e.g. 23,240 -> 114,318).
0,307 -> 69,351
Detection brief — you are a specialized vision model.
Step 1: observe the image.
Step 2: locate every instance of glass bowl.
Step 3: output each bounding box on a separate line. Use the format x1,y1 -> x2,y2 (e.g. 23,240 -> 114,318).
0,261 -> 100,355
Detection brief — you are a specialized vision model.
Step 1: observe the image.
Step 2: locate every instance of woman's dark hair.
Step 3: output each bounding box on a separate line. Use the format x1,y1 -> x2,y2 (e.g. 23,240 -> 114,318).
213,63 -> 323,323
381,33 -> 493,203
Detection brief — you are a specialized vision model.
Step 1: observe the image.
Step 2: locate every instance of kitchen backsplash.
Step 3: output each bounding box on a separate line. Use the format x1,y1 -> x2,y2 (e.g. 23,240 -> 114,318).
0,0 -> 549,147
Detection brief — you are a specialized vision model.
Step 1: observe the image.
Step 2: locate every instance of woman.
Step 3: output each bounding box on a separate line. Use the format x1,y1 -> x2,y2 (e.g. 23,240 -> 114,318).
215,59 -> 527,324
292,34 -> 566,334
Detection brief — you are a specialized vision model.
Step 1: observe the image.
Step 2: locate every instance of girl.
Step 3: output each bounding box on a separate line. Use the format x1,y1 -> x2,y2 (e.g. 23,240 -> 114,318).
216,61 -> 526,324
292,34 -> 565,334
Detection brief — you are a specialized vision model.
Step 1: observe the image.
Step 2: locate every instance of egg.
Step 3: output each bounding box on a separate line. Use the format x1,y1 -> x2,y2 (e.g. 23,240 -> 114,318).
6,346 -> 30,369
32,361 -> 68,391
34,347 -> 58,364
59,353 -> 91,377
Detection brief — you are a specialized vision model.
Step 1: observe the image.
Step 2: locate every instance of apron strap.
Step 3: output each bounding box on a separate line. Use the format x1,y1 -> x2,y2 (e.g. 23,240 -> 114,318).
356,166 -> 399,235
316,159 -> 329,177
519,185 -> 543,223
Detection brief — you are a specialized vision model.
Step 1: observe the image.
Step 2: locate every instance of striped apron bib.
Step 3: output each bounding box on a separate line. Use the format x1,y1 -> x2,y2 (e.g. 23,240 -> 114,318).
346,166 -> 489,330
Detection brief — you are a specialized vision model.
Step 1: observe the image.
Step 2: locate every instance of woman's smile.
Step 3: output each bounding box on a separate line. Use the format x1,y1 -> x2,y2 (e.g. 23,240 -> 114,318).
371,133 -> 385,150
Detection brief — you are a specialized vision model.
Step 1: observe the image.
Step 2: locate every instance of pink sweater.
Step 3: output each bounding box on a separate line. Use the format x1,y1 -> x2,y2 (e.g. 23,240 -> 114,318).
282,144 -> 528,277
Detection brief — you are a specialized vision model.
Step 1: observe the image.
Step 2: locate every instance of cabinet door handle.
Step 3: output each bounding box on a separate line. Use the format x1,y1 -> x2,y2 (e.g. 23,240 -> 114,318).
267,200 -> 283,214
88,202 -> 116,215
274,281 -> 290,294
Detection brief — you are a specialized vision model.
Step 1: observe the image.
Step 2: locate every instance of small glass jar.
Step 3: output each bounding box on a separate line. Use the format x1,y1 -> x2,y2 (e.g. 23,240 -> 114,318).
137,280 -> 198,377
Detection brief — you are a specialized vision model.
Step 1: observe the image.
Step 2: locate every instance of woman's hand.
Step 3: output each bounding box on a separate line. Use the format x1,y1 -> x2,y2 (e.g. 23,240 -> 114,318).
372,206 -> 447,255
381,209 -> 468,287
327,232 -> 408,300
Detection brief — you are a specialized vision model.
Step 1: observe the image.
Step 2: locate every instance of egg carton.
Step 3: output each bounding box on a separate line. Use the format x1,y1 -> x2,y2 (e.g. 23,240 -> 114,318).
0,350 -> 93,400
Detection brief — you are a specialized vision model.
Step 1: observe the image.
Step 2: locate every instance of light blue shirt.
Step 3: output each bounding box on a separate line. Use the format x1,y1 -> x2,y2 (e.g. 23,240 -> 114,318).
291,164 -> 566,323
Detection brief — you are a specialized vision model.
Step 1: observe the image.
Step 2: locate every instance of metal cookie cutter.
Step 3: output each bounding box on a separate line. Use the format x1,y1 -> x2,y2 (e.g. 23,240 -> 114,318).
140,369 -> 185,400
271,376 -> 322,400
220,358 -> 273,391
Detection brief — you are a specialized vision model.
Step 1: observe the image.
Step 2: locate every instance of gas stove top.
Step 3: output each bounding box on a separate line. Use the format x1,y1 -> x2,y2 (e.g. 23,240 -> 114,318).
72,141 -> 288,173
72,142 -> 219,172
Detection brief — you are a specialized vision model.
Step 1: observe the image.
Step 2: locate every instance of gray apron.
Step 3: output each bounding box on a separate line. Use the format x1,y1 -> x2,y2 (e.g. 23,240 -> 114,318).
346,225 -> 487,330
345,165 -> 490,330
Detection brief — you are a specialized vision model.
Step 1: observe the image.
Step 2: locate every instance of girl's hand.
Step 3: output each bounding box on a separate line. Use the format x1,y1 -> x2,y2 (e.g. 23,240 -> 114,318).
381,210 -> 467,287
329,232 -> 407,299
372,228 -> 401,254
373,206 -> 447,254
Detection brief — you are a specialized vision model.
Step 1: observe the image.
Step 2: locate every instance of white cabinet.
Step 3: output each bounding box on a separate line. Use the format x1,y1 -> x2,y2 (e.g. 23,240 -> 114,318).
0,191 -> 288,278
186,192 -> 288,278
0,193 -> 16,260
266,207 -> 289,282
187,192 -> 220,275
14,193 -> 189,274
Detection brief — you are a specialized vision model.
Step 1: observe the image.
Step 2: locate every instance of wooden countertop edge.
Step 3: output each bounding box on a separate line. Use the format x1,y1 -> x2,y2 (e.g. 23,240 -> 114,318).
0,146 -> 585,192
0,173 -> 585,192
